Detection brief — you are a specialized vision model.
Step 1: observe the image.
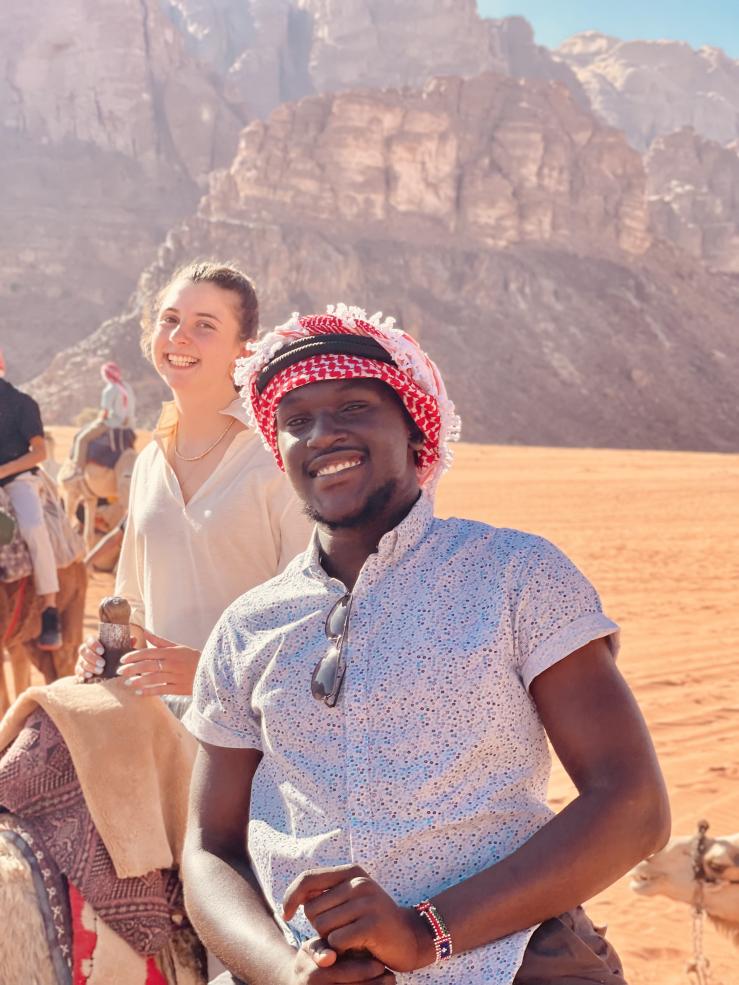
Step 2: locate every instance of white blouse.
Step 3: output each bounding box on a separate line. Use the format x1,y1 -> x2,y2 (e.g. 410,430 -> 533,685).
116,397 -> 311,650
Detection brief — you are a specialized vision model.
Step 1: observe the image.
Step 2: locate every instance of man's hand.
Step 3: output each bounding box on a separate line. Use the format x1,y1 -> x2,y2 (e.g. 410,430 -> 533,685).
116,630 -> 200,696
283,866 -> 433,973
287,938 -> 395,985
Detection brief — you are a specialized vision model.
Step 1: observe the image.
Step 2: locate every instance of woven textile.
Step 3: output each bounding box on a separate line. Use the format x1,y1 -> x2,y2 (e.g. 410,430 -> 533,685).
0,709 -> 186,956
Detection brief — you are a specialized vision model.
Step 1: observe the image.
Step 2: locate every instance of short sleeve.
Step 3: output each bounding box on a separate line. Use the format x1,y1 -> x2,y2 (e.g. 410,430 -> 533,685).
18,395 -> 44,444
183,614 -> 263,751
514,538 -> 619,691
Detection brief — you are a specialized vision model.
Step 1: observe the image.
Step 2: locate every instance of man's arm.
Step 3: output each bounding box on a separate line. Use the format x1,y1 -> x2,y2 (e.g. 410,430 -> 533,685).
183,742 -> 393,985
284,638 -> 671,970
0,434 -> 46,482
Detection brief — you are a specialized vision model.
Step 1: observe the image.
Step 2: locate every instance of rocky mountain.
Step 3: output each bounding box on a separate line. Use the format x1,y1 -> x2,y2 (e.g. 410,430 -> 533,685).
0,0 -> 245,383
645,129 -> 739,272
556,32 -> 739,151
1,0 -> 589,384
27,75 -> 739,451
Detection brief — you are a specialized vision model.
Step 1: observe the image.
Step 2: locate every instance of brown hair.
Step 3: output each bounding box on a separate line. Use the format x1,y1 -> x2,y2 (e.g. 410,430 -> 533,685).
141,260 -> 259,359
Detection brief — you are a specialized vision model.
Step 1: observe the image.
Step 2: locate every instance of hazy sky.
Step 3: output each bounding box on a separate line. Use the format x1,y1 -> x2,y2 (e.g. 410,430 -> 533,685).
477,1 -> 739,58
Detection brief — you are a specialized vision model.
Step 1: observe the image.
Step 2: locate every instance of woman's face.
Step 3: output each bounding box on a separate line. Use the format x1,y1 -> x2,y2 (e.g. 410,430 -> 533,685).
152,279 -> 244,396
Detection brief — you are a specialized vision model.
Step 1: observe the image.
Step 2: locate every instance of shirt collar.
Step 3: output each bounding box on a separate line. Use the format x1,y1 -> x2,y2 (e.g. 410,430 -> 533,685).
154,395 -> 249,447
301,492 -> 435,581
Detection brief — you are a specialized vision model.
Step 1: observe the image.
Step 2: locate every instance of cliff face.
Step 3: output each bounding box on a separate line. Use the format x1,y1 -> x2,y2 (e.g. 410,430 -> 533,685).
208,74 -> 649,254
646,129 -> 739,273
556,32 -> 739,151
0,0 -> 246,384
27,76 -> 739,452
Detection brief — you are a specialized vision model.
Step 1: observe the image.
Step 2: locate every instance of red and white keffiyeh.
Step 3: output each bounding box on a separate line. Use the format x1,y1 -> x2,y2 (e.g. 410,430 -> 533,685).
234,304 -> 461,494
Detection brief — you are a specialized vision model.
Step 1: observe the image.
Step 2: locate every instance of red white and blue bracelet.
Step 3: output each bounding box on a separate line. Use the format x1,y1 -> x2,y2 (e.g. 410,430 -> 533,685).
414,899 -> 453,962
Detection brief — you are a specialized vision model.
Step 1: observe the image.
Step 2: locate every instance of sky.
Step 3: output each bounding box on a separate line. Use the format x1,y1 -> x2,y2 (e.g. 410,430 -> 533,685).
477,1 -> 739,59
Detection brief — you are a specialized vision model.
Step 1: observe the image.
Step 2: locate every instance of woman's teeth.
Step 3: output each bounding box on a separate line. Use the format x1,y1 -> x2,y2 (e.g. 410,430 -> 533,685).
315,458 -> 362,478
167,354 -> 198,367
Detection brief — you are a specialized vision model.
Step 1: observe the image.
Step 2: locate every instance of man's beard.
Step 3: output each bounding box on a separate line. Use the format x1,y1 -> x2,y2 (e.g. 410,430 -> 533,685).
303,479 -> 398,530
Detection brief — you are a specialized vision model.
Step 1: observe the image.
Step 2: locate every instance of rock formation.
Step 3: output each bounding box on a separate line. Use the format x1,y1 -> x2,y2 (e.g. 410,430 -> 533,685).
646,129 -> 739,272
556,32 -> 739,151
0,0 -> 244,383
27,75 -> 739,452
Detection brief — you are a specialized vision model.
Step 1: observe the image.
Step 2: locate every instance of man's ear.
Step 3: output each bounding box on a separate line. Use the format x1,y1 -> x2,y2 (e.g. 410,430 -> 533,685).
409,425 -> 425,452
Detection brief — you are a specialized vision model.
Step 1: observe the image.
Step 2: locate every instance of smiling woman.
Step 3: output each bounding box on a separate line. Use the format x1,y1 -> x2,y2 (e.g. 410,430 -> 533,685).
76,260 -> 311,695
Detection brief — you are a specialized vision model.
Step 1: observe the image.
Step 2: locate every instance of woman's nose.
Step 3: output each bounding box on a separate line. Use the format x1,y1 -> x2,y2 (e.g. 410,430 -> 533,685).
169,321 -> 191,343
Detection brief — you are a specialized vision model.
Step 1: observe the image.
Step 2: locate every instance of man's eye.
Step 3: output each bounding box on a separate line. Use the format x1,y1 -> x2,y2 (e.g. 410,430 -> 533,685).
342,402 -> 368,413
285,416 -> 310,428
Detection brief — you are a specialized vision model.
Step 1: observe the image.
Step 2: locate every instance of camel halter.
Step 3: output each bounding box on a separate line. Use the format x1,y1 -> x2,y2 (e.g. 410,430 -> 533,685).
687,819 -> 722,985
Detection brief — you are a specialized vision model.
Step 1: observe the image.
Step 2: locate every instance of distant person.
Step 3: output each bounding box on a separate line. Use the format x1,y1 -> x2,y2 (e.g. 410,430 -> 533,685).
182,305 -> 670,985
69,361 -> 136,476
0,348 -> 62,649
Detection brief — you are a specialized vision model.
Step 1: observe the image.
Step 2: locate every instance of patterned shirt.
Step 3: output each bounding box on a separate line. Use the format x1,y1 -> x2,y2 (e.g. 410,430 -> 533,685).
184,495 -> 619,984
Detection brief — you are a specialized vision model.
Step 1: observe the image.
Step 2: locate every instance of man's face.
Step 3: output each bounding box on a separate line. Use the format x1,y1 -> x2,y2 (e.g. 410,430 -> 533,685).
276,378 -> 424,529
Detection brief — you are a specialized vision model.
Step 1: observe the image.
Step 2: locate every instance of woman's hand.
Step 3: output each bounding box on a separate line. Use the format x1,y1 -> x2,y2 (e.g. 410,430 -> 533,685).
116,630 -> 200,697
75,636 -> 108,680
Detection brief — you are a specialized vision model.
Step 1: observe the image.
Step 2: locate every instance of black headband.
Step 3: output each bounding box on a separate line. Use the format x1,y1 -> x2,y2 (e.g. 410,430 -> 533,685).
255,333 -> 397,394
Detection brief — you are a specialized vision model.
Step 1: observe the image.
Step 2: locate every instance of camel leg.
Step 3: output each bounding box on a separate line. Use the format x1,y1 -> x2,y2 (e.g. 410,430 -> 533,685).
6,642 -> 34,697
0,651 -> 11,717
83,494 -> 97,555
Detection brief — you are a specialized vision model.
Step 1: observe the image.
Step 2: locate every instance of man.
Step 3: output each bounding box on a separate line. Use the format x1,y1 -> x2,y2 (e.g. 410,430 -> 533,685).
0,348 -> 61,648
69,360 -> 136,475
182,305 -> 670,985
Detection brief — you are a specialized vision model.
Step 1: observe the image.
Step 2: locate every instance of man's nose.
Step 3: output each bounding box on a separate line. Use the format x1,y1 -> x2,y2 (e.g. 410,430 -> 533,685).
306,410 -> 346,448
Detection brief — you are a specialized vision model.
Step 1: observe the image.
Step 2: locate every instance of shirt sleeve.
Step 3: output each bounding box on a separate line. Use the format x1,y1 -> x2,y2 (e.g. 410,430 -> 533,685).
513,537 -> 620,691
114,455 -> 147,630
18,394 -> 44,444
183,613 -> 264,750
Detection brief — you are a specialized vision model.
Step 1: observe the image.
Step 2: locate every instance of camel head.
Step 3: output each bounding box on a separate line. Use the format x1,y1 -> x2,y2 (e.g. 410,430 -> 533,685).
630,830 -> 739,927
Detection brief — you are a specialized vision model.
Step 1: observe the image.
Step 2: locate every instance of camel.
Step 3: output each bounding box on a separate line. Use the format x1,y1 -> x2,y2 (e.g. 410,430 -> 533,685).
58,445 -> 137,554
630,828 -> 739,946
0,830 -> 205,984
0,560 -> 87,716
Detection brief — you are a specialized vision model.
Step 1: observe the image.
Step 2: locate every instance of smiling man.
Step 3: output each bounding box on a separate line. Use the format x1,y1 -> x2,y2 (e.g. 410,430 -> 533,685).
182,305 -> 670,985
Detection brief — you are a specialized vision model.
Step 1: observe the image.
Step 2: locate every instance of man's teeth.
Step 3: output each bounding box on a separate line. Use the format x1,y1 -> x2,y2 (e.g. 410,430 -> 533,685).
167,354 -> 198,367
315,459 -> 362,477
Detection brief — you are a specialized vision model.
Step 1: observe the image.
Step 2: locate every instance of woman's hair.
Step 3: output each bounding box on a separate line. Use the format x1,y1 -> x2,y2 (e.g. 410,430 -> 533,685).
141,260 -> 259,359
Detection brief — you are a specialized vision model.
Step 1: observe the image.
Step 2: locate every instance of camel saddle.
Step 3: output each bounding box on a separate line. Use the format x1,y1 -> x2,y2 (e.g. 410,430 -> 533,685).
86,427 -> 135,470
0,477 -> 83,584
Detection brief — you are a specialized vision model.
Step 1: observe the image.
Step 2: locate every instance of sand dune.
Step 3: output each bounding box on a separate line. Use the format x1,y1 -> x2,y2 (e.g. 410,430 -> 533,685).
15,434 -> 739,983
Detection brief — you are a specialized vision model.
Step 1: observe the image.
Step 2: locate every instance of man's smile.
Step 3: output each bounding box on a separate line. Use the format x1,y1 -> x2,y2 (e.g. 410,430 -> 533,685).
308,451 -> 366,479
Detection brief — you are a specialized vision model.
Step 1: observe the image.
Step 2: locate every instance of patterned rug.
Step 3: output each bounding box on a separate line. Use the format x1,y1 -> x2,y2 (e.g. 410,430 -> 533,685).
0,708 -> 188,955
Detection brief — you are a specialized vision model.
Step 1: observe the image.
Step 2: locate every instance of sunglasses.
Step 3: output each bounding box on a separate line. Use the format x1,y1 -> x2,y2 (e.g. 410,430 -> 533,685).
311,592 -> 353,707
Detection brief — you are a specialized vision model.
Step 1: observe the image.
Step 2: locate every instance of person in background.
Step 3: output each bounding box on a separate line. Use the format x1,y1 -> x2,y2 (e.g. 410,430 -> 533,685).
69,361 -> 136,475
0,348 -> 62,649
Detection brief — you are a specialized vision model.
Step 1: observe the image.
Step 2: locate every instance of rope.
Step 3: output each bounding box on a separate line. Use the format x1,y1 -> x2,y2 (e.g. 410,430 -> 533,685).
686,819 -> 724,985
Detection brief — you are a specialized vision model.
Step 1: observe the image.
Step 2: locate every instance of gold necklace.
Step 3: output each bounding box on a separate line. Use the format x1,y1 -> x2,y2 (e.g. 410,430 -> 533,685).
174,418 -> 235,462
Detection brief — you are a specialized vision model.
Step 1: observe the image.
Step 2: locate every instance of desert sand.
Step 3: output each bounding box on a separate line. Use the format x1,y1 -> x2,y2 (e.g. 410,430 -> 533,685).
7,430 -> 739,984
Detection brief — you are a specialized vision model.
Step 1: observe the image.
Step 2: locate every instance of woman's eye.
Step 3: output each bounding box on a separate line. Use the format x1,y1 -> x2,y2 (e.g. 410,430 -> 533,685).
196,321 -> 216,331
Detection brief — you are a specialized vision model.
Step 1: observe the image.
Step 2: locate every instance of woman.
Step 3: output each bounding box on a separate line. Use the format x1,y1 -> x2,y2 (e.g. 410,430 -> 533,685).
76,260 -> 310,693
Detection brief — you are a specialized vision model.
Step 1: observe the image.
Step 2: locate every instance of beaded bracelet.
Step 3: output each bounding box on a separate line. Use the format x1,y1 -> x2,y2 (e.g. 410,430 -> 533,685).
414,899 -> 453,962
